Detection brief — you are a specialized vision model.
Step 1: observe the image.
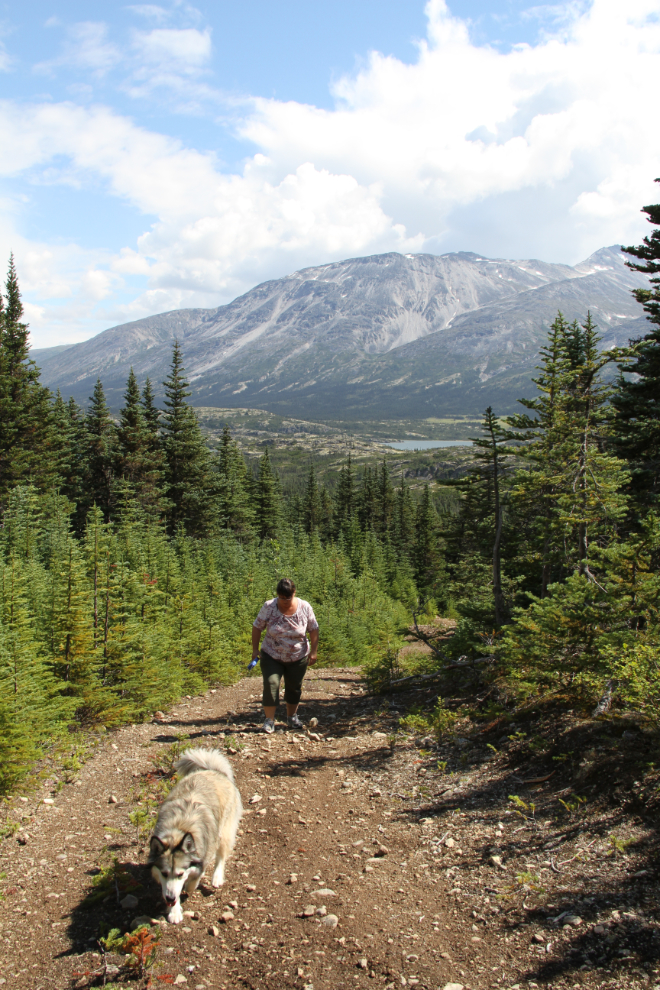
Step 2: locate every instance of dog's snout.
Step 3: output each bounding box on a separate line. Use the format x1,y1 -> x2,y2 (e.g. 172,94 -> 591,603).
165,895 -> 177,905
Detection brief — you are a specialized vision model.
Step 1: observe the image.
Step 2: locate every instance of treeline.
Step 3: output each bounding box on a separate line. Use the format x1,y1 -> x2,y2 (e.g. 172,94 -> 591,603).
0,261 -> 416,791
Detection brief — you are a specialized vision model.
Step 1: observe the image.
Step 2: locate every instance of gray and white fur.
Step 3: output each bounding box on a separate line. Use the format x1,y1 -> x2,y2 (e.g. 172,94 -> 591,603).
148,748 -> 242,924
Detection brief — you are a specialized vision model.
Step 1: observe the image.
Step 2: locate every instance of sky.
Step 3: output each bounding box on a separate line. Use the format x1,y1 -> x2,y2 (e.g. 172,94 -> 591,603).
1,0 -> 659,347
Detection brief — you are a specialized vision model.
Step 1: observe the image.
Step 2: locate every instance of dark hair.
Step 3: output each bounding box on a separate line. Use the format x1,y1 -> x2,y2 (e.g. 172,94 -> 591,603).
276,577 -> 296,599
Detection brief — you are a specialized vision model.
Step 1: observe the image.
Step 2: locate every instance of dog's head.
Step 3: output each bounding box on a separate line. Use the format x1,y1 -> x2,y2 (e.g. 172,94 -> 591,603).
149,833 -> 202,906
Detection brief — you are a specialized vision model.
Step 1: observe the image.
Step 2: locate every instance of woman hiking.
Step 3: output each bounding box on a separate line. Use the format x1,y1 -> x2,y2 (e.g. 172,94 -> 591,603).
251,578 -> 319,733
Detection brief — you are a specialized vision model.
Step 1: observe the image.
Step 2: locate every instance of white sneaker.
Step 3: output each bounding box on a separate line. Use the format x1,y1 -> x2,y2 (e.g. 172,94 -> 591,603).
263,718 -> 275,734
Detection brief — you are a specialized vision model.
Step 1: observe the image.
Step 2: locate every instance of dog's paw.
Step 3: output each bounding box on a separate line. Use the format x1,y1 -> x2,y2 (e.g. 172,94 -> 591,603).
211,863 -> 225,887
167,903 -> 184,924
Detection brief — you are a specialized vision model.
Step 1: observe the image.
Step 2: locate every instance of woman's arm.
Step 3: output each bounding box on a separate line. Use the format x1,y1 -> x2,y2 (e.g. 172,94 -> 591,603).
308,627 -> 319,665
252,625 -> 262,658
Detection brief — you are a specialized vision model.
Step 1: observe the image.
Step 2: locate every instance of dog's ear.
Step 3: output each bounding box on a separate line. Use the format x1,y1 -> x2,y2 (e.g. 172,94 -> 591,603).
181,833 -> 197,856
149,836 -> 167,861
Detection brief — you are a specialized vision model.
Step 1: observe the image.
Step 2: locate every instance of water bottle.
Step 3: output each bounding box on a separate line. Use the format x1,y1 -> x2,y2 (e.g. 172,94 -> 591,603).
248,657 -> 259,671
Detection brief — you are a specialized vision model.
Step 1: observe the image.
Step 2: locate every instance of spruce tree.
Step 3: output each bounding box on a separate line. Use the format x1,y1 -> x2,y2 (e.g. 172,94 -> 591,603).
375,460 -> 395,536
217,426 -> 253,538
161,342 -> 216,536
334,455 -> 354,532
613,188 -> 660,505
115,369 -> 164,515
0,257 -> 53,500
413,484 -> 442,596
83,379 -> 115,522
141,377 -> 161,441
253,448 -> 280,541
303,464 -> 321,534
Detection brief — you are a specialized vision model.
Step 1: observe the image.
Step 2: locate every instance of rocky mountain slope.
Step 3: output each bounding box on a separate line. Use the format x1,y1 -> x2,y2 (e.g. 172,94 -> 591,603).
33,246 -> 649,417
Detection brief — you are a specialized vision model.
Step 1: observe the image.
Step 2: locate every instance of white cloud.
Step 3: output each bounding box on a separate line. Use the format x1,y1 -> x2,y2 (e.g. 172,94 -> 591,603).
131,27 -> 211,70
34,22 -> 122,76
5,0 -> 660,346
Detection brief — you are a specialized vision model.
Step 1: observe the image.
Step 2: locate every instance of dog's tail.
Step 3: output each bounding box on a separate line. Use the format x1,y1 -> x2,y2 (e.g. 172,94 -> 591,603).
175,747 -> 235,782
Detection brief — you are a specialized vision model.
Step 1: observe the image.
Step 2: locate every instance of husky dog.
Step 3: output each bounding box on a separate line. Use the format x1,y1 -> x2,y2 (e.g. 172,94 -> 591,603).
148,748 -> 242,924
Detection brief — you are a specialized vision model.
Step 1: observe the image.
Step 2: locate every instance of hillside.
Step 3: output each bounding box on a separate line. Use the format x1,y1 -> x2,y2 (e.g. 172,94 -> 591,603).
33,246 -> 648,416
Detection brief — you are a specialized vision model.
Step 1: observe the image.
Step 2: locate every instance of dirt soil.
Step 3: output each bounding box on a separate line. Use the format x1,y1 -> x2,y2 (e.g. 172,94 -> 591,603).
0,667 -> 659,990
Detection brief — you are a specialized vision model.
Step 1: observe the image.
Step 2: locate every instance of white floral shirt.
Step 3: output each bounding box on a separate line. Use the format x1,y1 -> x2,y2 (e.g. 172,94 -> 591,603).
253,598 -> 319,663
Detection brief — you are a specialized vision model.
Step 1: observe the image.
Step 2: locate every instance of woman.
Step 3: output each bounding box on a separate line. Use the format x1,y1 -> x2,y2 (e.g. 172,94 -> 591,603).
252,578 -> 319,733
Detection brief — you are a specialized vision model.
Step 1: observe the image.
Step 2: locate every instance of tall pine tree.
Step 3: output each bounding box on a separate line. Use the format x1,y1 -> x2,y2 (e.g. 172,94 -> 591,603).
614,187 -> 660,505
161,342 -> 216,536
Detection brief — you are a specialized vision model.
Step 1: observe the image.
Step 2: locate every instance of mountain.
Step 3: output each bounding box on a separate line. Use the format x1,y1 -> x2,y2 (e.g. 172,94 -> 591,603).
32,245 -> 649,417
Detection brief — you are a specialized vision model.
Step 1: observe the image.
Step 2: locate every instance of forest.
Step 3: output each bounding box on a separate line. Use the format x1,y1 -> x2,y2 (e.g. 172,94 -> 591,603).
0,189 -> 658,797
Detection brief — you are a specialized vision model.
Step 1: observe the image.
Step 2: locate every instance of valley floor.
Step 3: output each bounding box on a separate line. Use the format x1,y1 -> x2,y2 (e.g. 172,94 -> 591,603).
0,669 -> 657,990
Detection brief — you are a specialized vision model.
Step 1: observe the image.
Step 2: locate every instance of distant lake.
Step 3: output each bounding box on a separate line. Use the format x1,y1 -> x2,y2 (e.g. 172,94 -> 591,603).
384,440 -> 473,450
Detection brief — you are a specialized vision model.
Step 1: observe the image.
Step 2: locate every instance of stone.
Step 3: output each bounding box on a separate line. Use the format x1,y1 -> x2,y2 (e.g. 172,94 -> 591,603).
372,732 -> 388,739
249,794 -> 262,804
358,958 -> 368,970
316,905 -> 327,916
208,925 -> 220,937
286,873 -> 298,884
489,855 -> 505,869
302,905 -> 316,917
132,915 -> 154,928
311,888 -> 336,898
227,900 -> 238,911
108,794 -> 118,804
220,911 -> 235,923
120,894 -> 139,911
563,915 -> 582,926
533,932 -> 545,943
444,837 -> 455,849
173,977 -> 188,986
43,798 -> 55,805
375,845 -> 389,856
309,717 -> 318,727
246,884 -> 256,891
154,711 -> 166,719
370,788 -> 382,797
442,984 -> 464,990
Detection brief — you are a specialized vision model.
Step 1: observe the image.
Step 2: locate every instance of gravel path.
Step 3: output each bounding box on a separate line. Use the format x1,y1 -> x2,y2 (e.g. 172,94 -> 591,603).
0,668 -> 656,990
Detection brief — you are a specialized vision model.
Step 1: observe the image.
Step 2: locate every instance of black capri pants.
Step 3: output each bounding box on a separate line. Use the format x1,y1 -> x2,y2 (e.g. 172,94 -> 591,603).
260,650 -> 308,707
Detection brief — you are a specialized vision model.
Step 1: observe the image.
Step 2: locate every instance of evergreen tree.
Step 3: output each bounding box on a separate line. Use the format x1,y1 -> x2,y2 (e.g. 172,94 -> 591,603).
613,189 -> 660,505
115,368 -> 164,515
161,343 -> 216,536
413,484 -> 443,596
470,407 -> 513,625
253,448 -> 280,541
357,466 -> 377,531
141,377 -> 161,442
375,460 -> 395,536
216,426 -> 253,538
303,464 -> 321,534
334,455 -> 354,535
0,257 -> 53,500
83,379 -> 115,522
393,473 -> 416,561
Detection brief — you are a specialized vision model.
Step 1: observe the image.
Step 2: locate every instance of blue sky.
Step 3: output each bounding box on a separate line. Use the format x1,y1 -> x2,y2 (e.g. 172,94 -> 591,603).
0,0 -> 658,346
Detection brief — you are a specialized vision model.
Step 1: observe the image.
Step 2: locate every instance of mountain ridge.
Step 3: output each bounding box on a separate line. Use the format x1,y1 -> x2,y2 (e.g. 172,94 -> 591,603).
32,245 -> 649,417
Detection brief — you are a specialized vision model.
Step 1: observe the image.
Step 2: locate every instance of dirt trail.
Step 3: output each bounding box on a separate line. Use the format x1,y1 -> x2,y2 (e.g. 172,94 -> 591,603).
0,667 -> 656,990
